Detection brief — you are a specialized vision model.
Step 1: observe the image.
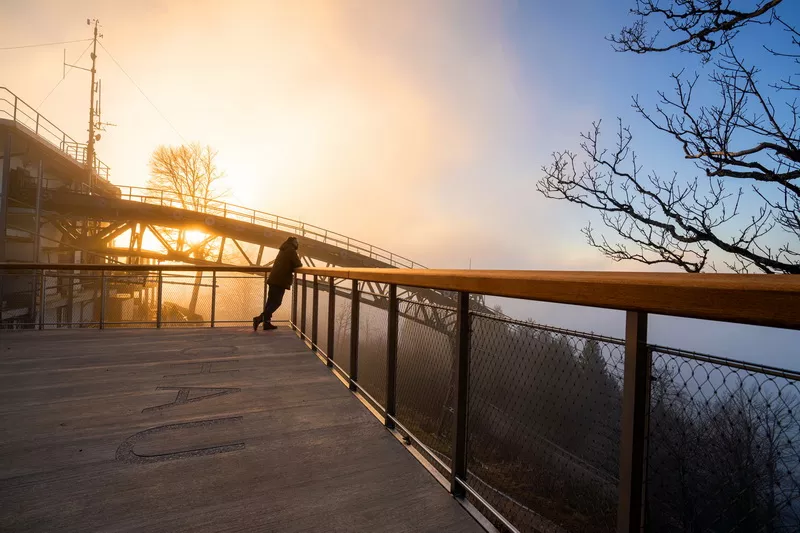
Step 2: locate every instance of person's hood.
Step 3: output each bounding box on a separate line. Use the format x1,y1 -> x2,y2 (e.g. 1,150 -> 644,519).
279,238 -> 297,251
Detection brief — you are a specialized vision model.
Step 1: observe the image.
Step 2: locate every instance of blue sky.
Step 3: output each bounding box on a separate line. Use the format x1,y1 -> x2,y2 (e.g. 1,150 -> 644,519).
1,0 -> 797,367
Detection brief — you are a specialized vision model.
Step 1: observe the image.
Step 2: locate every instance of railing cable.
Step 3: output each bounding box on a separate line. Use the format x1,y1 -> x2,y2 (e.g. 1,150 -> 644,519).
98,41 -> 187,143
37,41 -> 94,110
0,38 -> 91,51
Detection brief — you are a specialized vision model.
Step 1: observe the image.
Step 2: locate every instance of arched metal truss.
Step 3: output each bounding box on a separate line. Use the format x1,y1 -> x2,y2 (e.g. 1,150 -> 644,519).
2,87 -> 488,331
9,182 -> 489,331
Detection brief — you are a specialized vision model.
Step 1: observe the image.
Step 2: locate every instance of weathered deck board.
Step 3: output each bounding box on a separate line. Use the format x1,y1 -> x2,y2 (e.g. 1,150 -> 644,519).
0,328 -> 482,532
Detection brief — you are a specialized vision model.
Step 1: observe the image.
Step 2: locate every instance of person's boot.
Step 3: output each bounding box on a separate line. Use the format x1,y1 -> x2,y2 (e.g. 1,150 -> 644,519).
252,315 -> 262,331
263,322 -> 278,331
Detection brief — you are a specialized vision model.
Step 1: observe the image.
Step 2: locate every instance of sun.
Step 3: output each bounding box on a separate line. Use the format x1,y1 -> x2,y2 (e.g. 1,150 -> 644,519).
184,230 -> 208,245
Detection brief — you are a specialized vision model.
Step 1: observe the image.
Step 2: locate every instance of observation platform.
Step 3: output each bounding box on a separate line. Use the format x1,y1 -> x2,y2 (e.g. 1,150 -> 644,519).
0,328 -> 482,532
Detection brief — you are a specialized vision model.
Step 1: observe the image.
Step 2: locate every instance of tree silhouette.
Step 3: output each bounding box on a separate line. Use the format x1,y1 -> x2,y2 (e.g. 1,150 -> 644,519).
148,143 -> 227,213
538,0 -> 798,273
147,143 -> 228,314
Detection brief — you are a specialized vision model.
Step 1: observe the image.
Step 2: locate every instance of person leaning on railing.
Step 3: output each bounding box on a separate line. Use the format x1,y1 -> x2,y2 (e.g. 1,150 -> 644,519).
253,237 -> 302,331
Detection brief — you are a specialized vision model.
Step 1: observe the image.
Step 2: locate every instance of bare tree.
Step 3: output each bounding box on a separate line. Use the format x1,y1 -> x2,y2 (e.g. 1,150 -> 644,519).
538,0 -> 798,273
148,143 -> 227,213
148,143 -> 229,314
609,0 -> 784,59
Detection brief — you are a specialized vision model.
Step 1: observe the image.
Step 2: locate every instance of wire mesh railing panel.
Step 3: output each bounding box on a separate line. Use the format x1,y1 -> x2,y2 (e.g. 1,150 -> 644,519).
302,278 -> 313,339
104,272 -> 157,328
40,271 -> 65,329
159,272 -> 212,327
467,314 -> 624,533
37,270 -> 104,329
0,269 -> 40,329
332,283 -> 352,376
314,280 -> 331,356
213,274 -> 270,325
356,284 -> 389,409
646,348 -> 800,533
395,296 -> 457,476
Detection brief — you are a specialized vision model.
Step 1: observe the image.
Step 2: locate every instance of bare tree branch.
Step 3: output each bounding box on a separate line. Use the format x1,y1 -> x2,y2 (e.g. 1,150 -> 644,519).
147,142 -> 229,262
541,1 -> 798,274
609,0 -> 784,60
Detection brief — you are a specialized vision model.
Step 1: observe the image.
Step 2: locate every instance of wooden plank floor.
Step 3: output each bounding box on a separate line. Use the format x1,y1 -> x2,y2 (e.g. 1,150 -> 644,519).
0,328 -> 483,532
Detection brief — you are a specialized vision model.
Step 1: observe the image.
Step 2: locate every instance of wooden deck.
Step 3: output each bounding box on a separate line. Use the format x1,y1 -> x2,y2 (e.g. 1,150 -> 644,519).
0,328 -> 482,532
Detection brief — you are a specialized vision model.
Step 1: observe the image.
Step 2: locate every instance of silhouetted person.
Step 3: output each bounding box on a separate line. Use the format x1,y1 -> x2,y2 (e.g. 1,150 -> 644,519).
253,236 -> 302,331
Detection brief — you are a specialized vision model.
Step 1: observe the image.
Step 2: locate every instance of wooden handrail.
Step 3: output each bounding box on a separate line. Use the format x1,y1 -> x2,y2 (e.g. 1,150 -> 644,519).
1,264 -> 272,273
3,263 -> 799,329
305,268 -> 798,330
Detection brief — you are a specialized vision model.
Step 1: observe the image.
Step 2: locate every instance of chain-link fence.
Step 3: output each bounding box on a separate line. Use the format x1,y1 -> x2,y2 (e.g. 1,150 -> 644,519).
467,313 -> 624,533
38,271 -> 88,328
149,271 -> 206,327
0,269 -> 44,328
314,277 -> 331,357
356,283 -> 390,409
7,265 -> 800,533
646,347 -> 800,533
295,275 -> 335,356
300,275 -> 313,339
104,271 -> 157,328
214,272 -> 271,326
296,277 -> 357,376
0,269 -> 153,329
0,268 -> 283,329
395,293 -> 457,477
331,282 -> 352,378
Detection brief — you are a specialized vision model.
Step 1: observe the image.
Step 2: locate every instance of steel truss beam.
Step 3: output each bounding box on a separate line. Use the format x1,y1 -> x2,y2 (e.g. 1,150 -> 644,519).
30,188 -> 491,329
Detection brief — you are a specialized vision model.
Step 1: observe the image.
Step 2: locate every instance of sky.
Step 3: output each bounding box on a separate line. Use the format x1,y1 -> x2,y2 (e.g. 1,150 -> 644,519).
1,0 -> 798,367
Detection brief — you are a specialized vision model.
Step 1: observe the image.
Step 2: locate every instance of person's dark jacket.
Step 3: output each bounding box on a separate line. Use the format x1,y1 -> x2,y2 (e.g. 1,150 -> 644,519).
267,239 -> 302,289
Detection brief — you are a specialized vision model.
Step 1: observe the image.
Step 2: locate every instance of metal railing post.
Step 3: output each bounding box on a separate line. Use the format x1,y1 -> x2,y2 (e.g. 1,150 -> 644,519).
617,311 -> 650,533
291,274 -> 298,330
268,272 -> 274,326
34,161 -> 43,263
39,270 -> 46,330
301,273 -> 308,338
385,284 -> 398,429
13,95 -> 17,122
327,277 -> 335,367
349,279 -> 359,391
450,291 -> 471,497
99,270 -> 106,329
311,275 -> 319,351
66,270 -> 74,328
210,270 -> 217,328
30,269 -> 37,327
156,271 -> 163,328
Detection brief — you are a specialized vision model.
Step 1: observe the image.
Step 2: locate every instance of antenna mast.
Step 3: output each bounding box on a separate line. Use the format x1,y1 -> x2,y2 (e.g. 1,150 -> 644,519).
86,19 -> 99,189
65,19 -> 113,190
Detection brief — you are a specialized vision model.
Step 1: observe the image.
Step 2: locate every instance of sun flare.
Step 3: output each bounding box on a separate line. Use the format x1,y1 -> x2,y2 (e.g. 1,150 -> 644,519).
184,230 -> 207,246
